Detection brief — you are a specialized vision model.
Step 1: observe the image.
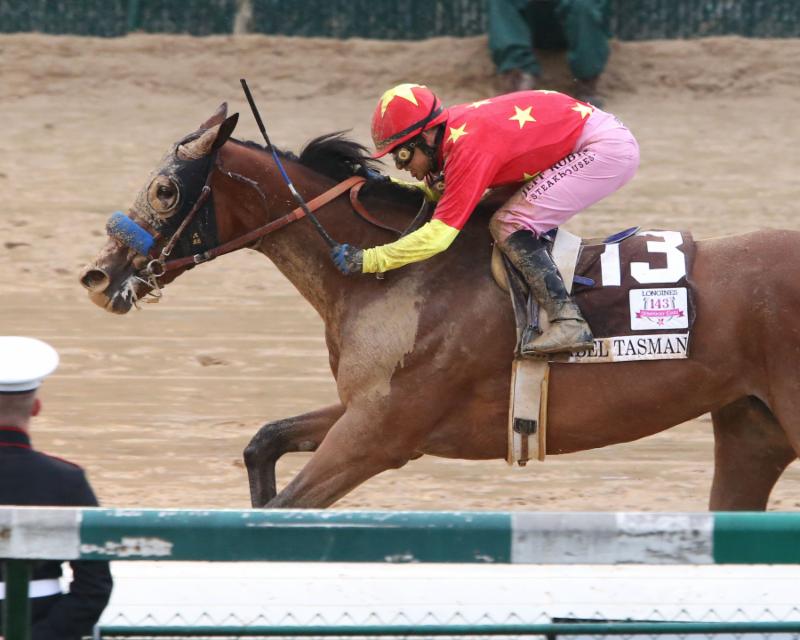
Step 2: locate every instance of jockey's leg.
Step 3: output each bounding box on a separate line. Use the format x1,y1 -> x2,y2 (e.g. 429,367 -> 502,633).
500,229 -> 593,354
490,108 -> 639,354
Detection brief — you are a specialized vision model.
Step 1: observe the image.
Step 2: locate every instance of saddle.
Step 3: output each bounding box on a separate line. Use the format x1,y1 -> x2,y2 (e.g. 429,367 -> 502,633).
496,227 -> 697,466
493,227 -> 697,362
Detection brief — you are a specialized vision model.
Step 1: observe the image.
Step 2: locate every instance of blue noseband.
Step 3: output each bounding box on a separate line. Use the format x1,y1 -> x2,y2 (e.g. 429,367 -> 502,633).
106,211 -> 155,256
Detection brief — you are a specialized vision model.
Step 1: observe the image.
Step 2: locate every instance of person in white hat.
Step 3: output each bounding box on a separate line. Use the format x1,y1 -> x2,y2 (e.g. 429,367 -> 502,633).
0,337 -> 112,640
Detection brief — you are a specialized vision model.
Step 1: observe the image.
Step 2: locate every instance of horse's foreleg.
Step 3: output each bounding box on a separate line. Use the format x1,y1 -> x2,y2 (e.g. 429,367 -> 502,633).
244,403 -> 346,507
710,396 -> 796,510
264,405 -> 423,508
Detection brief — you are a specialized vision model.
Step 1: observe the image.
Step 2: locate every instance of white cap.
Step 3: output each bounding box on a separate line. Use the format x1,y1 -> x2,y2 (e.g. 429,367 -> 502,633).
0,337 -> 60,393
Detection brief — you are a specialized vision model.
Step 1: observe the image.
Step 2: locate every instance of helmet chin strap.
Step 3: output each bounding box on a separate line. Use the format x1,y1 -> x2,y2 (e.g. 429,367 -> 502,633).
417,124 -> 445,175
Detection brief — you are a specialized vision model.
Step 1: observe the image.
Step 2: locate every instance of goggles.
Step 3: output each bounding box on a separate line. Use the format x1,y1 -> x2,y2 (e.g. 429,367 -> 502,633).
392,141 -> 417,170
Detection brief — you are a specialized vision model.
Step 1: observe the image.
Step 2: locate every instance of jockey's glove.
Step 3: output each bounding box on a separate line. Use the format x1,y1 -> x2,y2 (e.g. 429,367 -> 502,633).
331,243 -> 364,275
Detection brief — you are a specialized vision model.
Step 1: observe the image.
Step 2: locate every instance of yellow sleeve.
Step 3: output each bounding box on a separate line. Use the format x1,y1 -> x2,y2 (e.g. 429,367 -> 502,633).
362,219 -> 459,273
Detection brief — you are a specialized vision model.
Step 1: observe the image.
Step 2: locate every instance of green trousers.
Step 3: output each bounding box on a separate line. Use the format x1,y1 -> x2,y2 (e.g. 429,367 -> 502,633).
488,0 -> 610,80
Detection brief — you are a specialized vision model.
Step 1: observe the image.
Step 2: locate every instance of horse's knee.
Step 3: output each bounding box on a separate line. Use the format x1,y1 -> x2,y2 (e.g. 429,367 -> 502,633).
243,421 -> 285,467
242,441 -> 260,471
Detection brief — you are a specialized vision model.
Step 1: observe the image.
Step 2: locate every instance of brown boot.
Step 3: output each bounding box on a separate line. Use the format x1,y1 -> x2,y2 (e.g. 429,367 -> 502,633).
574,76 -> 603,108
500,230 -> 594,355
498,69 -> 539,95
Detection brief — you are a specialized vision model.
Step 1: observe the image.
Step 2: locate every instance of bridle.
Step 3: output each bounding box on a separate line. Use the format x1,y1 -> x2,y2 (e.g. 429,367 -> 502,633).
107,153 -> 404,305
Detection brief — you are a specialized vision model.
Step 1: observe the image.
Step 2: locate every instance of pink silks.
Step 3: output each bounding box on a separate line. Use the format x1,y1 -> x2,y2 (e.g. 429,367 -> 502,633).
489,107 -> 640,242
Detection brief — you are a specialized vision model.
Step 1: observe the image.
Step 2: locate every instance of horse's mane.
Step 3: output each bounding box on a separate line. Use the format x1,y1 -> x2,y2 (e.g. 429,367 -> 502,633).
233,132 -> 423,211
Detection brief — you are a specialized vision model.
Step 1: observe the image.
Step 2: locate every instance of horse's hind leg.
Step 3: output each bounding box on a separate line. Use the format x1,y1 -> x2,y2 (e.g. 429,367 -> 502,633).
244,403 -> 345,507
710,397 -> 796,510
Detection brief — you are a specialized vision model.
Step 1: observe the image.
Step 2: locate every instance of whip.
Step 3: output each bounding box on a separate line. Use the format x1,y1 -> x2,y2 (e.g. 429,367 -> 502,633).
240,78 -> 338,249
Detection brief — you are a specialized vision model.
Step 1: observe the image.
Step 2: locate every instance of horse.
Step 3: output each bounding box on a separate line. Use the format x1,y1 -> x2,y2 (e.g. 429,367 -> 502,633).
80,103 -> 799,510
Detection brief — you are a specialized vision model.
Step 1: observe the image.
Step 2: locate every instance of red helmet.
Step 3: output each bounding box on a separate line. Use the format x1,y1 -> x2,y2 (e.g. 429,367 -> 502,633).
371,84 -> 449,158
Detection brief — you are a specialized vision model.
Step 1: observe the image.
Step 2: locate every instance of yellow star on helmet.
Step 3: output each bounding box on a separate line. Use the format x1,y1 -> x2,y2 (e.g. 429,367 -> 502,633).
509,105 -> 536,129
380,83 -> 424,117
572,102 -> 594,119
447,123 -> 468,144
469,99 -> 492,109
523,171 -> 540,182
536,89 -> 559,94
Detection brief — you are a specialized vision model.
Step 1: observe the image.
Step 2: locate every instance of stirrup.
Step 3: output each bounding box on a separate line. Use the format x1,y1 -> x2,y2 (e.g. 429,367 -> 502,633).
520,319 -> 594,355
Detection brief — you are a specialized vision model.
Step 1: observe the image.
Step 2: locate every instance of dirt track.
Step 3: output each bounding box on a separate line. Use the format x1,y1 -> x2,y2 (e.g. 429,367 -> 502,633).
2,33 -> 799,510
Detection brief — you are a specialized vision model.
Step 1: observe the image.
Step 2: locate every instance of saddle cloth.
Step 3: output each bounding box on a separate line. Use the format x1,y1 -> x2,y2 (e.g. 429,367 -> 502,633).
569,229 -> 696,363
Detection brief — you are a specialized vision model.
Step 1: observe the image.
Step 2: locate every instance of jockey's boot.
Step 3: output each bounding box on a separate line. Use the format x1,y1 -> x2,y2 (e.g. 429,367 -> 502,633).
500,230 -> 594,355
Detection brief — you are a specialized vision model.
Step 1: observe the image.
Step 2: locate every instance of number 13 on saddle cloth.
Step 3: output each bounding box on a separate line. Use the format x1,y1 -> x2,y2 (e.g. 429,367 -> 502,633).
504,228 -> 697,465
567,229 -> 696,362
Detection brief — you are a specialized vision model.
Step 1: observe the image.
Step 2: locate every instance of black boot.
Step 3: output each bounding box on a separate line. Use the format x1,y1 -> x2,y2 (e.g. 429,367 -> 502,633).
500,230 -> 593,355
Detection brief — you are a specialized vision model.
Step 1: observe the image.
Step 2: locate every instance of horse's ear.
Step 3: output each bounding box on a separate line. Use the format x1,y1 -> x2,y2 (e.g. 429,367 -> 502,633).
211,113 -> 239,152
177,114 -> 239,160
199,103 -> 228,130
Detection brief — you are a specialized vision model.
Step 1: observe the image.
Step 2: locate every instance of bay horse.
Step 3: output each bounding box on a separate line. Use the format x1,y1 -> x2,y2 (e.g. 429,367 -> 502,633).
80,104 -> 799,510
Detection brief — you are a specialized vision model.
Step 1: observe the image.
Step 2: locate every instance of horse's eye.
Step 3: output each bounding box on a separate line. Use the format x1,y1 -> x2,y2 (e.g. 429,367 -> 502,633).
148,176 -> 180,216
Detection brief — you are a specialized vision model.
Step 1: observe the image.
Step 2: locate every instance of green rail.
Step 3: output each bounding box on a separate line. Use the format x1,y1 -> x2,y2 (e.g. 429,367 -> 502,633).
2,508 -> 800,640
3,508 -> 800,563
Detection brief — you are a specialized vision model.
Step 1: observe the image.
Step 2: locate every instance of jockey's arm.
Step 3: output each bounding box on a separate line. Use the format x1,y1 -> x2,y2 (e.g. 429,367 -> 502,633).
361,219 -> 459,273
361,149 -> 499,273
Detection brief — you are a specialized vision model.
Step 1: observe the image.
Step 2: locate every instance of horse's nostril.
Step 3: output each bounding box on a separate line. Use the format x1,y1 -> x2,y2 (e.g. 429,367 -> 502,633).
79,267 -> 111,293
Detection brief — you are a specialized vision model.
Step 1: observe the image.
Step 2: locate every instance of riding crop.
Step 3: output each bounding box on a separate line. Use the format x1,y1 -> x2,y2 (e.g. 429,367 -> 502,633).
240,78 -> 339,250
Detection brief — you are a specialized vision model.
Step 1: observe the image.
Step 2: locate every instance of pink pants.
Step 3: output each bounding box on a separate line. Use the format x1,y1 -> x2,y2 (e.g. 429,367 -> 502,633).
489,108 -> 640,242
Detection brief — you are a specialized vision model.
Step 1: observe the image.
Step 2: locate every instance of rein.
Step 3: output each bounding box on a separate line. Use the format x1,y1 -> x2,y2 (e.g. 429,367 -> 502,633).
114,172 -> 371,305
108,142 -> 413,305
154,174 -> 368,274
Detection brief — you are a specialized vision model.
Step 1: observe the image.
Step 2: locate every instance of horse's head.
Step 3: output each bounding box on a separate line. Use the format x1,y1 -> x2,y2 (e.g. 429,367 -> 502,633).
79,104 -> 239,314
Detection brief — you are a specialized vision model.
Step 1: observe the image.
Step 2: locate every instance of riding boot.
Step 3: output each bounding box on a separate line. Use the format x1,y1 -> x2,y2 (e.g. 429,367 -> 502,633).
500,230 -> 594,355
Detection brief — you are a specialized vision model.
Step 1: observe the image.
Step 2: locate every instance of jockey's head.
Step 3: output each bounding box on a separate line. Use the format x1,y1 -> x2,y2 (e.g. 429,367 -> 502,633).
371,84 -> 448,179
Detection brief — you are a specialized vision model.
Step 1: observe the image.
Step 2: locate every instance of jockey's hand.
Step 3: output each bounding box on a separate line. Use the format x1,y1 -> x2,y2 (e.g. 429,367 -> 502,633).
331,243 -> 364,275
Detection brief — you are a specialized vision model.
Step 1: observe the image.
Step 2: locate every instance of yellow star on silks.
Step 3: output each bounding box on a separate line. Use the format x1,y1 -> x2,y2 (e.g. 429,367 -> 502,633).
509,105 -> 536,129
572,102 -> 594,119
523,171 -> 540,182
469,99 -> 492,109
447,123 -> 468,144
379,83 -> 423,116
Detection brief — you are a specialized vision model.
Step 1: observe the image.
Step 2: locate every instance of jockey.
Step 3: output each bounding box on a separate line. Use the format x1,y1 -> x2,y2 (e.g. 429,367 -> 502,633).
331,83 -> 639,355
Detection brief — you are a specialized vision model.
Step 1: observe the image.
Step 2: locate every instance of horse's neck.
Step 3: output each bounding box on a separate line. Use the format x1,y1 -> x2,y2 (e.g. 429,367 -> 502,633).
216,144 -> 401,322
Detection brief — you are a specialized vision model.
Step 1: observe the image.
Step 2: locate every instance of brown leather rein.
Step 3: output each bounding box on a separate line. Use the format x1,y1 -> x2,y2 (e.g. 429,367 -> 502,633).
146,174 -> 402,278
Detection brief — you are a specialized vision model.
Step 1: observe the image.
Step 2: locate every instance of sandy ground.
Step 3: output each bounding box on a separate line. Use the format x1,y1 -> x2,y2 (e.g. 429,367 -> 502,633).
1,33 -> 799,511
